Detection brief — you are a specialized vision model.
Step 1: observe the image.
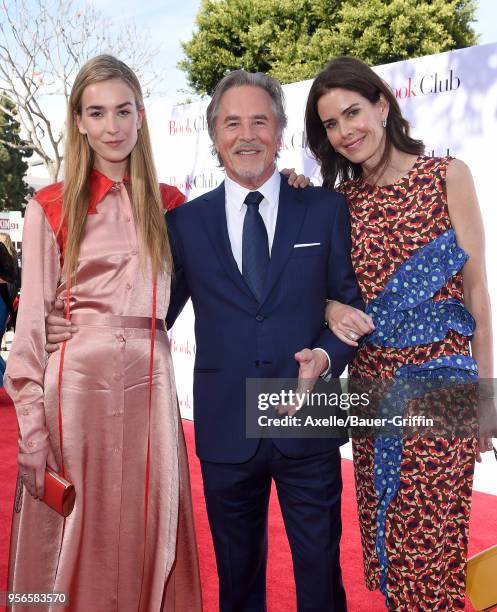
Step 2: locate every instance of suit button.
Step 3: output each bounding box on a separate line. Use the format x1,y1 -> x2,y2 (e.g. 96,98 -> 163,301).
255,314 -> 265,322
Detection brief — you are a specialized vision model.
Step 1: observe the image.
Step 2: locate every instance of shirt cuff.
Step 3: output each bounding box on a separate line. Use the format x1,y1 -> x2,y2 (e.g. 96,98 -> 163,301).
312,348 -> 332,381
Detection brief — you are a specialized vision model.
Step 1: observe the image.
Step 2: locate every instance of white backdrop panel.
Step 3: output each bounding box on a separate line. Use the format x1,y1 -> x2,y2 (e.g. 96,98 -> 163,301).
147,43 -> 497,494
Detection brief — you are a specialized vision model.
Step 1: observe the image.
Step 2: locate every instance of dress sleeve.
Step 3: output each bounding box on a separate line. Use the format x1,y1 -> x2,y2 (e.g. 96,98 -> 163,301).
4,199 -> 61,454
159,183 -> 186,210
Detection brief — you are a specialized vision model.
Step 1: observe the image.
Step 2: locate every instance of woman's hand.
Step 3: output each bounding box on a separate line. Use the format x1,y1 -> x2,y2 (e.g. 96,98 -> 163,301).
325,300 -> 375,347
476,437 -> 496,463
281,167 -> 313,188
18,445 -> 58,499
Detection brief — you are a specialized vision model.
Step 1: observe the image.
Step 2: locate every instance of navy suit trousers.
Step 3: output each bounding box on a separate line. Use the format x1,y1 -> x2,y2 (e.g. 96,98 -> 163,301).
201,439 -> 347,612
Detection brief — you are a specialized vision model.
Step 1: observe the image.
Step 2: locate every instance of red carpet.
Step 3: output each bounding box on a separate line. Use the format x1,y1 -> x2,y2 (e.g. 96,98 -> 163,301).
1,388 -> 496,611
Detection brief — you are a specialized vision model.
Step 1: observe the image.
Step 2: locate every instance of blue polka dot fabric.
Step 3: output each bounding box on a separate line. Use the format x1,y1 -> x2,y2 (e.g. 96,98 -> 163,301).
365,230 -> 475,348
373,355 -> 477,600
362,229 -> 479,602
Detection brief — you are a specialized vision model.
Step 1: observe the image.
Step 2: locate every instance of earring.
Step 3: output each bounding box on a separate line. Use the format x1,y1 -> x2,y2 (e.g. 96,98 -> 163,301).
382,117 -> 387,128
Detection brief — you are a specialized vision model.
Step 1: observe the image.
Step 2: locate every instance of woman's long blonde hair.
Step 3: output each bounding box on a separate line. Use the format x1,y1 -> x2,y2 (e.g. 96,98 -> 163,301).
63,54 -> 171,280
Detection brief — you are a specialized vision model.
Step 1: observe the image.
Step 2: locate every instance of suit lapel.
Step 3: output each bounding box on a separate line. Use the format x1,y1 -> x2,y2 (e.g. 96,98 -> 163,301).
261,176 -> 307,304
199,182 -> 254,300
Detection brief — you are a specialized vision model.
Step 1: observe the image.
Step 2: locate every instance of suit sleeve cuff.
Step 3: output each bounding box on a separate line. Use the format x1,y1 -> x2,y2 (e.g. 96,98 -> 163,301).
312,348 -> 332,381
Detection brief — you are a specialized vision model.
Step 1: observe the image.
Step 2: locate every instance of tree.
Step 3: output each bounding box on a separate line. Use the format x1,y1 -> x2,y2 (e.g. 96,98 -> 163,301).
0,0 -> 161,182
179,0 -> 477,95
0,95 -> 32,211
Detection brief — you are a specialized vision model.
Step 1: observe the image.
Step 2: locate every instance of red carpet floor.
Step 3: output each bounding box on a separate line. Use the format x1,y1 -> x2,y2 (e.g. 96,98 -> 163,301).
1,389 -> 496,611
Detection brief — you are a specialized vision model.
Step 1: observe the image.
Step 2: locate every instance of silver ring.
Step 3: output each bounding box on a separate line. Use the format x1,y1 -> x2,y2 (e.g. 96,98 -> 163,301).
347,330 -> 358,340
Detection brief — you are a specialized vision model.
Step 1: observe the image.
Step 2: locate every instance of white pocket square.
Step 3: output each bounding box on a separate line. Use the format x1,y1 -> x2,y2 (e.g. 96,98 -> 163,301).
293,243 -> 321,248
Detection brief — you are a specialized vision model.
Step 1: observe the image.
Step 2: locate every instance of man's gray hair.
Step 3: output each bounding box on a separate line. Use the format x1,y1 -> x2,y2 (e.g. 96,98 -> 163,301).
206,70 -> 288,166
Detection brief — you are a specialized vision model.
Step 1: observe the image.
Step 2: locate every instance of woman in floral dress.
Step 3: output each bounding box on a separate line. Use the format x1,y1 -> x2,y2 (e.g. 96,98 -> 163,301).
305,56 -> 493,609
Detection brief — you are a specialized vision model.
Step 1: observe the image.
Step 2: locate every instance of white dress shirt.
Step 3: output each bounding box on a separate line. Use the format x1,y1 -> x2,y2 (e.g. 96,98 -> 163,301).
223,167 -> 331,377
224,167 -> 280,273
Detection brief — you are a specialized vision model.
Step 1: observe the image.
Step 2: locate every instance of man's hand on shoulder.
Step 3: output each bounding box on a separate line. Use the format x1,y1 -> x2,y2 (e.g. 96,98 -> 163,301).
281,167 -> 313,188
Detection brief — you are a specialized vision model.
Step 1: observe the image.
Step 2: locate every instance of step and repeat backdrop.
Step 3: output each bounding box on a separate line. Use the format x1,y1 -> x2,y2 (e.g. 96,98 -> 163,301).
149,42 -> 497,493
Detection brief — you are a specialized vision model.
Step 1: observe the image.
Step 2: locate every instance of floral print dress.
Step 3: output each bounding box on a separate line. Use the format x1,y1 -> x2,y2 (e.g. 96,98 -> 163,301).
339,156 -> 477,610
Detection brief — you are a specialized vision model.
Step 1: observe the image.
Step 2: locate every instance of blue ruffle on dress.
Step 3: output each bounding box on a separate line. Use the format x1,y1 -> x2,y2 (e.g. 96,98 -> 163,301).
365,230 -> 475,348
363,229 -> 478,600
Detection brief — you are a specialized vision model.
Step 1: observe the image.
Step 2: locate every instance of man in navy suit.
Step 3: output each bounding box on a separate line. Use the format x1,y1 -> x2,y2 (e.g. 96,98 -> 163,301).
46,70 -> 363,611
165,71 -> 363,612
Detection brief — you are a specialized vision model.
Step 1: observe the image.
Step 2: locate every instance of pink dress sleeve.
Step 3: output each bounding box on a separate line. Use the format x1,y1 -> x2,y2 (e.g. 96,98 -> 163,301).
4,199 -> 61,454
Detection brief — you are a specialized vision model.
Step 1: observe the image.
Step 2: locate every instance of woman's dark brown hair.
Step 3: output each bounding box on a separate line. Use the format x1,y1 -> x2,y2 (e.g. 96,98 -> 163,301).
305,56 -> 424,188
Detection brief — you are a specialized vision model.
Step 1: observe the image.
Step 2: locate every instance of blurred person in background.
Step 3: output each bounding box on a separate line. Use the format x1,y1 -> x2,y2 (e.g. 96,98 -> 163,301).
0,233 -> 18,383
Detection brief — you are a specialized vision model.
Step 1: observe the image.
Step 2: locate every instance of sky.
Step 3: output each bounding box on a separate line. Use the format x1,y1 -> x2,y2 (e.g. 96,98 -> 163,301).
14,0 -> 497,102
15,0 -> 497,183
89,0 -> 202,100
475,0 -> 497,43
84,0 -> 497,103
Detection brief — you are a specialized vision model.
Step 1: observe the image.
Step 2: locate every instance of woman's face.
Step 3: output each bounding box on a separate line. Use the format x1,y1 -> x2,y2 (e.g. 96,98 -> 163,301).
316,87 -> 389,169
76,78 -> 143,173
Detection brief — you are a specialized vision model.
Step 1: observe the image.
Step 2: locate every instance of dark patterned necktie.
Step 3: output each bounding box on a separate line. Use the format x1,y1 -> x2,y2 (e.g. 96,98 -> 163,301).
242,191 -> 269,301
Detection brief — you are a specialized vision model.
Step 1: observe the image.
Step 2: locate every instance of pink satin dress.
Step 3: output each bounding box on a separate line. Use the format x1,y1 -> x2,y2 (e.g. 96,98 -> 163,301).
4,176 -> 202,611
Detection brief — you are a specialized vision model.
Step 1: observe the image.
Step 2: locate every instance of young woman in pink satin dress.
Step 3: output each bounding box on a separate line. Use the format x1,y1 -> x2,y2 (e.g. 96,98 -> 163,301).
4,55 -> 202,612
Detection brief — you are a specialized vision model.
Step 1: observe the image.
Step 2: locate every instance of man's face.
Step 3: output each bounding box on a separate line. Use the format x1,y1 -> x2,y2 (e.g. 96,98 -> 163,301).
213,85 -> 282,189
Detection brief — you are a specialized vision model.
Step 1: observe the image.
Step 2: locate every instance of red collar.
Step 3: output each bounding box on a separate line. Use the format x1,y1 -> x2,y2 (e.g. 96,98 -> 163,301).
88,169 -> 129,213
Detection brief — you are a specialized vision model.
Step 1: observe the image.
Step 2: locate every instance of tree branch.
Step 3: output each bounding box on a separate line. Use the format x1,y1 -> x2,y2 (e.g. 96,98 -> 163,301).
0,0 -> 163,181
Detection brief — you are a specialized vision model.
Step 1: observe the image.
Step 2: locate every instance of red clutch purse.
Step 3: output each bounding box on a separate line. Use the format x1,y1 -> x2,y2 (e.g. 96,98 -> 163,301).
41,466 -> 76,517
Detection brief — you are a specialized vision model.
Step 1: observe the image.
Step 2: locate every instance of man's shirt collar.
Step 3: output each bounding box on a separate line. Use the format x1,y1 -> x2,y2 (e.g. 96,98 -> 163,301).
224,167 -> 280,210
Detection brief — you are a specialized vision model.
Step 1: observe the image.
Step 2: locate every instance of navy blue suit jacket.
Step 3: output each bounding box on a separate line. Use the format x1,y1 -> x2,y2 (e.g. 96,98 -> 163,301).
166,174 -> 364,463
